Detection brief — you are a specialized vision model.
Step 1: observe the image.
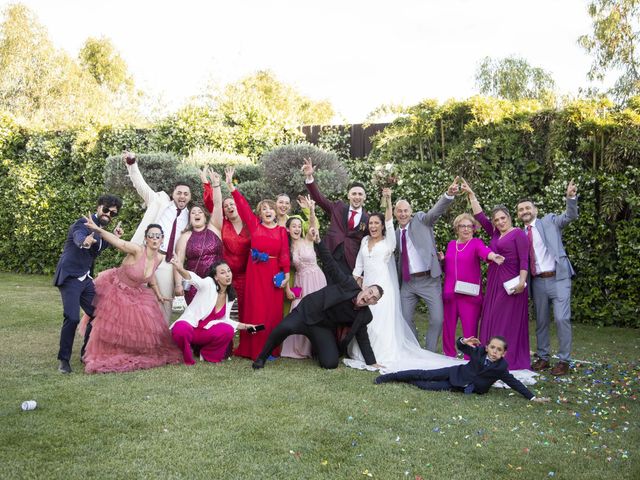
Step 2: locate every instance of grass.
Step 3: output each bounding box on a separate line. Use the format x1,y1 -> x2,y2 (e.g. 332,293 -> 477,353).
0,272 -> 638,480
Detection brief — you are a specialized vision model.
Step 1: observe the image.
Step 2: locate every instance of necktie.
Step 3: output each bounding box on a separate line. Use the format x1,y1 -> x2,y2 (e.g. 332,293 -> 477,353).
165,207 -> 182,262
526,225 -> 537,276
401,228 -> 411,282
348,209 -> 357,230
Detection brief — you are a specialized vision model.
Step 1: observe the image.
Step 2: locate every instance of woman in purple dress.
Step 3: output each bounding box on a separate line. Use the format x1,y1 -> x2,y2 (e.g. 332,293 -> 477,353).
174,169 -> 224,305
463,180 -> 531,370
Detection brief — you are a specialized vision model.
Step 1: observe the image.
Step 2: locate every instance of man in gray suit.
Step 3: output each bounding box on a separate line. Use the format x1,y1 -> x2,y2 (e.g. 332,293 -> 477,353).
517,180 -> 578,376
395,177 -> 460,351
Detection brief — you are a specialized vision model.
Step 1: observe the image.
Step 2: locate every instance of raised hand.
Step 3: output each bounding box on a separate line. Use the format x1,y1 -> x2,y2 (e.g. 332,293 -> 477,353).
296,194 -> 310,210
382,187 -> 392,199
446,176 -> 461,196
82,232 -> 97,249
566,179 -> 577,198
224,166 -> 235,187
113,221 -> 124,238
460,177 -> 474,197
301,157 -> 314,178
310,227 -> 321,243
122,151 -> 136,165
208,168 -> 221,186
462,336 -> 481,347
82,214 -> 100,232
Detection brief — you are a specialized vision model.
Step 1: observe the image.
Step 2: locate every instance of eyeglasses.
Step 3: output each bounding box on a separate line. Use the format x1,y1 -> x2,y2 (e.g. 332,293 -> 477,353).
146,233 -> 163,239
458,224 -> 474,229
101,206 -> 119,217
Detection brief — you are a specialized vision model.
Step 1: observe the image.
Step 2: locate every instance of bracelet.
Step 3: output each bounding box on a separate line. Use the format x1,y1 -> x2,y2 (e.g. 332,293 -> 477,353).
211,184 -> 221,188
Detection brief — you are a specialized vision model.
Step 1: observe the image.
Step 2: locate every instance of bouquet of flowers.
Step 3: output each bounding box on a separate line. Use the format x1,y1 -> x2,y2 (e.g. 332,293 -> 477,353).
370,163 -> 398,209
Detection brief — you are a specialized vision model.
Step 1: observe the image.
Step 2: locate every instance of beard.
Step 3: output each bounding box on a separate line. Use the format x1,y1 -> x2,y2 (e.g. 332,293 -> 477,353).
98,215 -> 111,227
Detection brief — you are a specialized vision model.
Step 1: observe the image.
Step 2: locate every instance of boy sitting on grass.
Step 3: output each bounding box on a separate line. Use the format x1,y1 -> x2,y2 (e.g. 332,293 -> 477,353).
375,336 -> 550,403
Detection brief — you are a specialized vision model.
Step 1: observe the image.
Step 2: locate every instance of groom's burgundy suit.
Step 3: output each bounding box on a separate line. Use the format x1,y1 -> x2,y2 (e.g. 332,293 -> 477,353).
306,180 -> 369,275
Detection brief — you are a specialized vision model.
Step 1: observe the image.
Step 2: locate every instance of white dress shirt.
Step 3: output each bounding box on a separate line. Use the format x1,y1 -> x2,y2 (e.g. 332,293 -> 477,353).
399,226 -> 430,274
528,218 -> 555,274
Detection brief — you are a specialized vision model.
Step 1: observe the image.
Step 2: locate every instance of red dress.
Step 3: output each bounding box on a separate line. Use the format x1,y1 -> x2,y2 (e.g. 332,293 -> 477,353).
231,189 -> 290,360
203,182 -> 251,324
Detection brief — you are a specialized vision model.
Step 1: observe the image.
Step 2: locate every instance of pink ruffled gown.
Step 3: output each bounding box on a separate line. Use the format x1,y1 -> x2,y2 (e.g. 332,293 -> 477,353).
280,242 -> 327,359
84,250 -> 183,373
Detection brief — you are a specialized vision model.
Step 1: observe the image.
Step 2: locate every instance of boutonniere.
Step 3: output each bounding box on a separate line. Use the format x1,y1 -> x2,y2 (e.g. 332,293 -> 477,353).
358,222 -> 367,232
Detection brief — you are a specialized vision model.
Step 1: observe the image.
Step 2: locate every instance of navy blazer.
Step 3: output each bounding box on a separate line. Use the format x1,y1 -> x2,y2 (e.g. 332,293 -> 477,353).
53,215 -> 109,286
449,338 -> 534,399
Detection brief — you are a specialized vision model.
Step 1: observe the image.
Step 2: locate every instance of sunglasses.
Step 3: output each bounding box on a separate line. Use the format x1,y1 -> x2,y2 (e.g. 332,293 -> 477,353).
101,206 -> 119,217
146,233 -> 163,239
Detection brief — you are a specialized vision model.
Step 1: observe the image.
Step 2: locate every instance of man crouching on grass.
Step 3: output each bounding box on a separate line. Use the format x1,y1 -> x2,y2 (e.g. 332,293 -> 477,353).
375,336 -> 550,403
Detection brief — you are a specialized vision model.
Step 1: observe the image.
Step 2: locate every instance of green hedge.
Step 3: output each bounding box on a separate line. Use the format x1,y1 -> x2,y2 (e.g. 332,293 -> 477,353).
0,96 -> 638,327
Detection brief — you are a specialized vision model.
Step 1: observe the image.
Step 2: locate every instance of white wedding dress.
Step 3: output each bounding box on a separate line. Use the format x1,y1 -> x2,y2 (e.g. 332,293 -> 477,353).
344,219 -> 536,387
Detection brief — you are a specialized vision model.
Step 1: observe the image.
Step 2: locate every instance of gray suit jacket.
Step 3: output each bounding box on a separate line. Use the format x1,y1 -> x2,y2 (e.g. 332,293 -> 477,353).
531,197 -> 578,280
395,194 -> 454,282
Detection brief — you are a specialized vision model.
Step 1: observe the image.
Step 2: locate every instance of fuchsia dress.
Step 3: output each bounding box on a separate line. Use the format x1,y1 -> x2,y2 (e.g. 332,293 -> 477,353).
231,190 -> 290,361
475,212 -> 531,370
442,238 -> 492,358
84,250 -> 182,373
184,228 -> 223,304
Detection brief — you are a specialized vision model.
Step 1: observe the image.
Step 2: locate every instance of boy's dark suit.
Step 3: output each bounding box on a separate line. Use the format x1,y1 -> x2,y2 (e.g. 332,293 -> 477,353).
306,180 -> 368,275
54,214 -> 109,362
254,240 -> 376,369
376,337 -> 534,399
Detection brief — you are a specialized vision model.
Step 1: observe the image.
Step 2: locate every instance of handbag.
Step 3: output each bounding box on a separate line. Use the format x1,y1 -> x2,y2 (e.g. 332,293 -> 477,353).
503,276 -> 526,295
454,241 -> 480,296
454,280 -> 480,296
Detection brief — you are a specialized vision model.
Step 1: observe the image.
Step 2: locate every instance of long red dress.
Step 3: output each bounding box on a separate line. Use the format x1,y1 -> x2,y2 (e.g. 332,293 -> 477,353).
203,183 -> 251,325
231,189 -> 290,360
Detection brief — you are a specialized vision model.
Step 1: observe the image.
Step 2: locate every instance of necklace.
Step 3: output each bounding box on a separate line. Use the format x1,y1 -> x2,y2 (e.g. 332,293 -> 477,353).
455,239 -> 471,253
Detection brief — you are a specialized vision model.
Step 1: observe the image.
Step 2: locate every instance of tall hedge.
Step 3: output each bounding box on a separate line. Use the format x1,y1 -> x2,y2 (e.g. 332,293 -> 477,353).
0,96 -> 638,327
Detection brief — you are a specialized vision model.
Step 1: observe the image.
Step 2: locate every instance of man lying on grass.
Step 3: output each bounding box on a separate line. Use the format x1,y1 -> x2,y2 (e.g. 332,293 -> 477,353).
375,336 -> 550,403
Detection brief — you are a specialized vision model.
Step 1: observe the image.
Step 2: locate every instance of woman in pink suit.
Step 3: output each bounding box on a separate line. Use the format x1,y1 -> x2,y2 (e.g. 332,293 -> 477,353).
463,180 -> 531,370
441,213 -> 504,358
225,167 -> 290,361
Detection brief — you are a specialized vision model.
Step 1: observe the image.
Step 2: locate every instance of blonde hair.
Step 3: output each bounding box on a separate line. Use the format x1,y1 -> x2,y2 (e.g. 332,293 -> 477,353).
255,199 -> 277,217
452,213 -> 479,230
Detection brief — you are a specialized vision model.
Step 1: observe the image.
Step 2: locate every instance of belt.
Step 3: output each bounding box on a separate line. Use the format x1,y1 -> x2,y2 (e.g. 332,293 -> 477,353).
535,271 -> 555,278
411,271 -> 430,278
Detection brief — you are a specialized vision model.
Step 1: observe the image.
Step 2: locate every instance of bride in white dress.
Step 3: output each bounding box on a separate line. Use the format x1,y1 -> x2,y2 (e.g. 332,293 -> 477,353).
344,188 -> 536,386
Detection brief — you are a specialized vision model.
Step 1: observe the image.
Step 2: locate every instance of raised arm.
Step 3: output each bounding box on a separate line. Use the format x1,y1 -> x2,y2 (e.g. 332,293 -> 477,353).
302,157 -> 334,213
123,152 -> 159,206
315,238 -> 349,285
207,168 -> 223,233
82,214 -> 140,256
202,167 -> 214,214
417,179 -> 457,226
553,179 -> 579,228
225,167 -> 259,232
303,197 -> 319,242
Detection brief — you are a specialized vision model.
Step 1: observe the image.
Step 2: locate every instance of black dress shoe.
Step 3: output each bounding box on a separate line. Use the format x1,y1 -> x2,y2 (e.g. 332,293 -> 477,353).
58,359 -> 72,374
252,358 -> 266,370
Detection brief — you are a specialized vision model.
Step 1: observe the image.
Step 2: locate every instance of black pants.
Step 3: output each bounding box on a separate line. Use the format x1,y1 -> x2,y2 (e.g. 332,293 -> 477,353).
57,276 -> 95,361
377,367 -> 460,391
258,310 -> 340,369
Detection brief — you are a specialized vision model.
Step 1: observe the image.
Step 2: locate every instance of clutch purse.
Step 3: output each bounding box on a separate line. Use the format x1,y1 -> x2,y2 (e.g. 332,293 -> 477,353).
454,280 -> 480,296
503,276 -> 526,295
290,286 -> 303,298
273,271 -> 286,288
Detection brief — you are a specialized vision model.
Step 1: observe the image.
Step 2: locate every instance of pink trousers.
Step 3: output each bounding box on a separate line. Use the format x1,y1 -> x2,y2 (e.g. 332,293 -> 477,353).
171,321 -> 234,365
442,296 -> 482,358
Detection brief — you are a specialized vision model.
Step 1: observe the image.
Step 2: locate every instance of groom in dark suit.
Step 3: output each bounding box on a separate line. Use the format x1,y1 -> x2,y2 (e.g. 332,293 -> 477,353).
54,194 -> 123,373
252,235 -> 384,370
375,336 -> 549,403
302,158 -> 369,277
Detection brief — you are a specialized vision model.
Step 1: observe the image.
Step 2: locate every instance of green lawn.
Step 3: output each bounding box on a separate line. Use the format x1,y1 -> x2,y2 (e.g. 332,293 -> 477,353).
1,272 -> 638,480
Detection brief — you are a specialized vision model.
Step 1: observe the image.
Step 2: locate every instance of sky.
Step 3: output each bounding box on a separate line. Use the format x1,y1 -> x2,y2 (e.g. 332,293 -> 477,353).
1,0 -> 602,123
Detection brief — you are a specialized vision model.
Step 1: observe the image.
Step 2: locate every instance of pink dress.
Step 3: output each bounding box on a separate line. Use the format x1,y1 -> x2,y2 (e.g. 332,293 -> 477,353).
281,241 -> 327,358
184,228 -> 223,304
441,238 -> 492,358
84,250 -> 183,373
